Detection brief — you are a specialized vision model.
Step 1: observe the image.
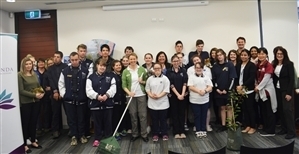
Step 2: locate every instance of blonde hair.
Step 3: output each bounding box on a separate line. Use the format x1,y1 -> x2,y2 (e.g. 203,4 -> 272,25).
20,57 -> 34,75
45,57 -> 54,69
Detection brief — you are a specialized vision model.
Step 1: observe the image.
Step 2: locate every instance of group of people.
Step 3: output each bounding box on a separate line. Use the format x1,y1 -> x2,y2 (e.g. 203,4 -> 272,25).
17,37 -> 297,153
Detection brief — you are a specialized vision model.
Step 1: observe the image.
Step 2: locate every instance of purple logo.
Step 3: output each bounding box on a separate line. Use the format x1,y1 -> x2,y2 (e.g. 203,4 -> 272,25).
0,90 -> 15,110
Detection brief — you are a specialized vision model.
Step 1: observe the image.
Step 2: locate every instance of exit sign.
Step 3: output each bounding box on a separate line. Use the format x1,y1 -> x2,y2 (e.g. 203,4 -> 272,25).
25,10 -> 41,19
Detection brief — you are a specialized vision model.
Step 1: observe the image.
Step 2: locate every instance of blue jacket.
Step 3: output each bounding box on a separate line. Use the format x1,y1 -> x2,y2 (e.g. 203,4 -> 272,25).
87,72 -> 116,110
111,72 -> 126,104
59,65 -> 88,104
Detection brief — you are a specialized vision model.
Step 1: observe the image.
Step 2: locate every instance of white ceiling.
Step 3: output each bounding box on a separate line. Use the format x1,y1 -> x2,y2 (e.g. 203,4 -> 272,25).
0,0 -> 193,12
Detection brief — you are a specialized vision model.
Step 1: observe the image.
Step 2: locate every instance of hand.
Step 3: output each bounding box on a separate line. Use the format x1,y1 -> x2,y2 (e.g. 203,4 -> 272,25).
254,87 -> 259,93
53,92 -> 59,100
285,95 -> 292,101
236,86 -> 242,91
152,93 -> 159,99
177,95 -> 184,100
128,92 -> 135,97
97,95 -> 103,101
45,87 -> 51,91
222,90 -> 227,94
35,93 -> 43,99
102,94 -> 108,101
216,89 -> 222,94
184,92 -> 188,96
138,77 -> 144,84
198,90 -> 205,96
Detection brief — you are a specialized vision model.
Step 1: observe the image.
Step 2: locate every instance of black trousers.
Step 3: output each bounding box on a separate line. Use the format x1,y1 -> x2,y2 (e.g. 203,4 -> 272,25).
276,89 -> 296,135
21,102 -> 40,146
150,109 -> 168,136
259,96 -> 276,134
92,109 -> 113,140
242,93 -> 256,128
112,102 -> 126,132
64,102 -> 86,138
84,100 -> 91,136
51,98 -> 63,132
170,96 -> 186,135
37,97 -> 52,130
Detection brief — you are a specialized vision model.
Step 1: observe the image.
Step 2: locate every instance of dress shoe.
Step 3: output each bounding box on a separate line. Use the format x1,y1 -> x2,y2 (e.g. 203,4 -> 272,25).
276,130 -> 287,135
142,137 -> 149,142
285,134 -> 296,139
30,144 -> 42,149
52,131 -> 60,139
25,148 -> 32,153
130,136 -> 139,142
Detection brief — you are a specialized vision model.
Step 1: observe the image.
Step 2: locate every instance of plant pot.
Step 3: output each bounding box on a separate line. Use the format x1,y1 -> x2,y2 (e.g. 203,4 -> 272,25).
227,127 -> 243,151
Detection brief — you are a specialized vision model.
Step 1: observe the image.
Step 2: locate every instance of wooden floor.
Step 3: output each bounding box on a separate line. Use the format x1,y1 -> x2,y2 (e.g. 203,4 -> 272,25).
30,126 -> 299,154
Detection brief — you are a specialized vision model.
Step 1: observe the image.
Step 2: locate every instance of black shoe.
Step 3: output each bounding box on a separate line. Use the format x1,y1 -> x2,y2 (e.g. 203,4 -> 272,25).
25,148 -> 32,153
142,137 -> 149,142
52,131 -> 60,139
130,136 -> 139,142
285,134 -> 296,139
276,130 -> 287,135
217,126 -> 227,132
30,144 -> 42,149
259,131 -> 275,137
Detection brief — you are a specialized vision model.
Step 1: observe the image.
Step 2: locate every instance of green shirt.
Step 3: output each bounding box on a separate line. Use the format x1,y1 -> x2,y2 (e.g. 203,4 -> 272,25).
18,72 -> 40,104
121,66 -> 148,95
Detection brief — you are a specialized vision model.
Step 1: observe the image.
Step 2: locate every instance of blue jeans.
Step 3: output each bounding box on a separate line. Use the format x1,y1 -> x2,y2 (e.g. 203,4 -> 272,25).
191,103 -> 209,131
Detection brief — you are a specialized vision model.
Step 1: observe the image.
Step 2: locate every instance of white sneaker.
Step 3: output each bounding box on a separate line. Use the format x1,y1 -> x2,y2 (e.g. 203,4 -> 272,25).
146,126 -> 151,134
127,129 -> 132,134
196,131 -> 203,138
207,125 -> 213,132
202,131 -> 207,137
193,126 -> 196,132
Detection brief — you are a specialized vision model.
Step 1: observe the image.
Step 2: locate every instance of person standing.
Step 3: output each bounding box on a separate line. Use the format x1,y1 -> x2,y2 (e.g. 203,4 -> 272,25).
77,44 -> 94,138
146,63 -> 170,141
166,55 -> 188,139
96,44 -> 114,73
18,57 -> 44,153
187,39 -> 209,68
122,53 -> 149,142
47,51 -> 68,138
86,59 -> 117,147
188,62 -> 213,138
111,60 -> 128,140
58,52 -> 89,146
235,49 -> 257,134
272,46 -> 296,139
255,47 -> 277,137
212,49 -> 237,132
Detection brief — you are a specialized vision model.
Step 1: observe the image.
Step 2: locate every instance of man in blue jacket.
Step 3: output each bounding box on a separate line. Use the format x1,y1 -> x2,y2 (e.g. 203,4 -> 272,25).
58,52 -> 89,146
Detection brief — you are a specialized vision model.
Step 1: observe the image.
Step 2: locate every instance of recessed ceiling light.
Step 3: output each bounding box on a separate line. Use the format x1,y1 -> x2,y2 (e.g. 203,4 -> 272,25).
6,0 -> 16,2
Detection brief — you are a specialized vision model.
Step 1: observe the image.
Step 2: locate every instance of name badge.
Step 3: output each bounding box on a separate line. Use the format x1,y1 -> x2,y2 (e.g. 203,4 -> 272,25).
67,75 -> 72,77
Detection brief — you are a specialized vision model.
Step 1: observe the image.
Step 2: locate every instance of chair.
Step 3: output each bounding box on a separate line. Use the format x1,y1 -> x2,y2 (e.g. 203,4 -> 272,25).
240,141 -> 294,154
203,146 -> 226,154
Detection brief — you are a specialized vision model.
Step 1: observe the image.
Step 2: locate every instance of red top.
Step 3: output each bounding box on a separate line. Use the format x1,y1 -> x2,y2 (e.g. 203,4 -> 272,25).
256,60 -> 273,96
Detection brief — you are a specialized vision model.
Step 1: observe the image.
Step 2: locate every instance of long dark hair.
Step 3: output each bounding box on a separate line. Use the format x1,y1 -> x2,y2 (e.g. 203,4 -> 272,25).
155,51 -> 169,65
272,46 -> 291,68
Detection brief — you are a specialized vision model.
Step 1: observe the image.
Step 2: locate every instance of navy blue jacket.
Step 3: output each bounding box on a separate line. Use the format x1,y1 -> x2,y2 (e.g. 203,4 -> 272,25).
111,72 -> 126,104
60,65 -> 88,103
88,72 -> 115,109
166,67 -> 188,96
187,51 -> 209,68
48,62 -> 68,93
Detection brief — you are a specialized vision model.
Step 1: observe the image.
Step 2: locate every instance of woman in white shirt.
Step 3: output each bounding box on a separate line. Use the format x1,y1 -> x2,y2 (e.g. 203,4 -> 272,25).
145,63 -> 170,142
188,62 -> 213,138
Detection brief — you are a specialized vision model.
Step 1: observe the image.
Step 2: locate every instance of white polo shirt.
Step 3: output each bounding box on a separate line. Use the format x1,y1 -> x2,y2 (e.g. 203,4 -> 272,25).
188,74 -> 213,104
145,74 -> 170,110
187,65 -> 212,79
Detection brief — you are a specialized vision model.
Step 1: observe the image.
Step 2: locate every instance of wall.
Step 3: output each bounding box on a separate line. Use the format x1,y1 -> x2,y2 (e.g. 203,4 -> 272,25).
0,9 -> 15,33
15,10 -> 58,61
57,1 -> 260,60
261,1 -> 299,69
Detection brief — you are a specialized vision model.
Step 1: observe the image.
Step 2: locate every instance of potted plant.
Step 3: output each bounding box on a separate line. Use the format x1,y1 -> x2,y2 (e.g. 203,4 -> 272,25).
226,88 -> 247,151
